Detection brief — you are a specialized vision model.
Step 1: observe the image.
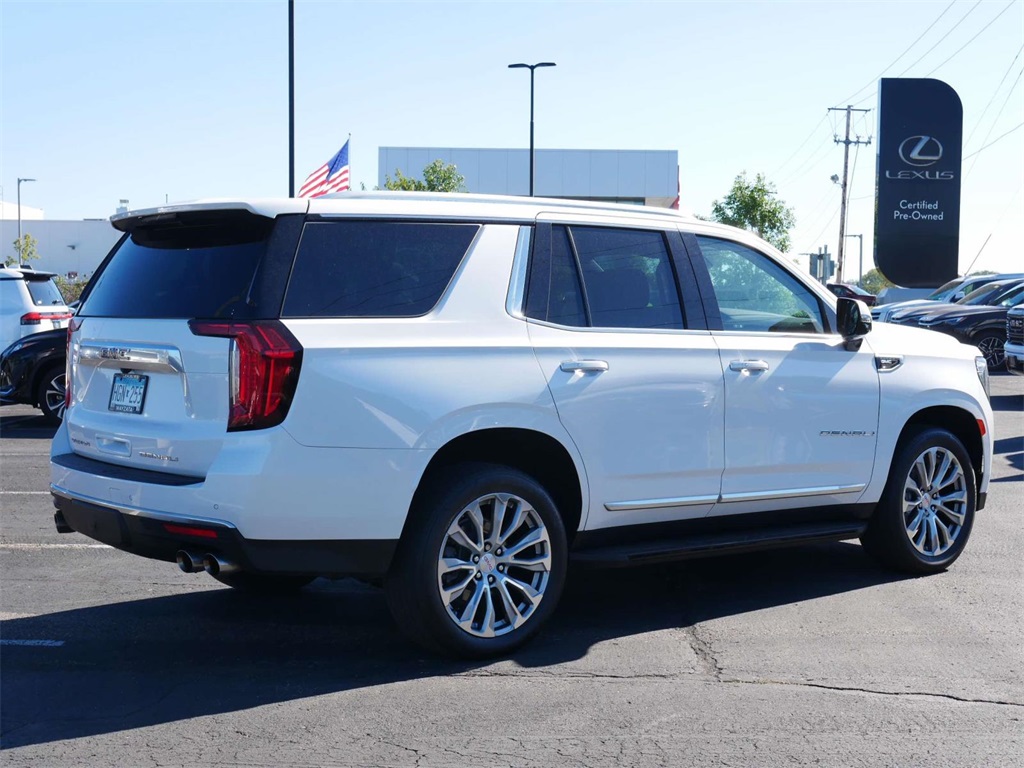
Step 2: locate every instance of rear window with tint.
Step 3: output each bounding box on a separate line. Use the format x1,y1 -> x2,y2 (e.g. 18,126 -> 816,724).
283,221 -> 478,318
25,278 -> 66,307
81,213 -> 272,319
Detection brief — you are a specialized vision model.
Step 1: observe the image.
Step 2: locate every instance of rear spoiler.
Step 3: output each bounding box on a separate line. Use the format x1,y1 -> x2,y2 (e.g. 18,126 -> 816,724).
110,199 -> 309,233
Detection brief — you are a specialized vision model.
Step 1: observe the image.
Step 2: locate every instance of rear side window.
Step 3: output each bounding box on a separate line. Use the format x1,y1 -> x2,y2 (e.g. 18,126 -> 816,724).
526,225 -> 685,330
25,278 -> 66,307
283,221 -> 478,318
81,212 -> 273,319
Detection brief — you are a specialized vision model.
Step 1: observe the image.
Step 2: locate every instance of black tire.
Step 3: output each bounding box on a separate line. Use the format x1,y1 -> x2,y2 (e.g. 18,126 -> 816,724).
861,426 -> 976,574
211,572 -> 316,593
35,365 -> 66,425
385,462 -> 568,658
973,332 -> 1005,372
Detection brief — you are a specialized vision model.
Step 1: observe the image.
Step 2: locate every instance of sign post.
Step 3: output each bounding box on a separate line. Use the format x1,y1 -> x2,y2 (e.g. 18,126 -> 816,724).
875,78 -> 963,288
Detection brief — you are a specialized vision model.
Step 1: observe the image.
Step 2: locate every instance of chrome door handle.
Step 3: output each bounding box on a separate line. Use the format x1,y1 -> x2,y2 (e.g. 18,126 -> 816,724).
729,359 -> 770,373
560,360 -> 609,374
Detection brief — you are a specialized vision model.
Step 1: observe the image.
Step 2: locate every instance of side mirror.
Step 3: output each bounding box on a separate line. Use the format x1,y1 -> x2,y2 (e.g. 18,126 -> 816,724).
837,297 -> 872,342
951,291 -> 965,301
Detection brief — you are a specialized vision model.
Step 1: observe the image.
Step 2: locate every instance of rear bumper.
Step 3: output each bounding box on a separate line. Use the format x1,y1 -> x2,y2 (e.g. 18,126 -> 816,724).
51,489 -> 396,578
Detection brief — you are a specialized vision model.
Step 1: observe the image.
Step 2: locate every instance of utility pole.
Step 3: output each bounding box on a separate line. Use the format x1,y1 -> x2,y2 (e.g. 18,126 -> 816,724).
828,105 -> 871,283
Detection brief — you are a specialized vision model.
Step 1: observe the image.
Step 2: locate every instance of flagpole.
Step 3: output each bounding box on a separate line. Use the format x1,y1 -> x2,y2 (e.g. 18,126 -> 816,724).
288,0 -> 295,197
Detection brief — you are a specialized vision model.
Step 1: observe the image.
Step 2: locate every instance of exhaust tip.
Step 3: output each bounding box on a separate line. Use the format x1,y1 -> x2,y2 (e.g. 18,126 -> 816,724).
202,553 -> 239,577
176,550 -> 203,574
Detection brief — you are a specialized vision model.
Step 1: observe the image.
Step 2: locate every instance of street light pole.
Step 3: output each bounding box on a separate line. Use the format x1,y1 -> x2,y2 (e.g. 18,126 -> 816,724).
508,62 -> 556,196
845,233 -> 863,284
17,178 -> 36,257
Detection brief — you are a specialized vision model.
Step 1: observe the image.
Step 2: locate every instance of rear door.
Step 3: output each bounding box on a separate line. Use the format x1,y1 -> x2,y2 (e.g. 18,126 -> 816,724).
524,221 -> 725,530
65,207 -> 303,478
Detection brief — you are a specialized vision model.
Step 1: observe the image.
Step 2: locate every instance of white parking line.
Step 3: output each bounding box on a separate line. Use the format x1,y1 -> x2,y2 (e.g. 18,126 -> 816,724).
0,639 -> 65,647
0,491 -> 51,495
1,543 -> 112,550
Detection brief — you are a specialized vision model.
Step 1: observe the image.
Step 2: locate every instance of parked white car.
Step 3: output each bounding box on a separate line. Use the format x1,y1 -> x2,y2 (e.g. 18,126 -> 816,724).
50,194 -> 993,657
0,267 -> 73,352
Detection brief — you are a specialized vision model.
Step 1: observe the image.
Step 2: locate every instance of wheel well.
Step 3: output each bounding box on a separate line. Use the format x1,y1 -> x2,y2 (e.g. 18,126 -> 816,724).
902,406 -> 984,489
32,360 -> 65,407
409,428 -> 584,544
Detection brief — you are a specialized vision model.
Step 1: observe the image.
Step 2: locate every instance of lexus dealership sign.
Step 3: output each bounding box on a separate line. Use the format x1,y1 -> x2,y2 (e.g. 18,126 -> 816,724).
875,78 -> 963,287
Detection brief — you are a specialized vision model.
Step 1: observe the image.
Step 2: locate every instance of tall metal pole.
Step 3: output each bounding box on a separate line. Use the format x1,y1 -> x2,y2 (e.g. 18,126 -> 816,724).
528,66 -> 535,197
828,105 -> 871,283
288,0 -> 295,197
508,62 -> 556,197
16,177 -> 35,252
845,233 -> 863,283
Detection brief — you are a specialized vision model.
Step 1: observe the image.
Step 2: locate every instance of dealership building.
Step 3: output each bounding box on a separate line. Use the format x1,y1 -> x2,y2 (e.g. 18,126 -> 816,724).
378,147 -> 679,208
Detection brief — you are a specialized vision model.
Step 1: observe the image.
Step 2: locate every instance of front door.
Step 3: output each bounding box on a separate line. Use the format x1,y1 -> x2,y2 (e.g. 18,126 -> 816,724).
692,235 -> 880,515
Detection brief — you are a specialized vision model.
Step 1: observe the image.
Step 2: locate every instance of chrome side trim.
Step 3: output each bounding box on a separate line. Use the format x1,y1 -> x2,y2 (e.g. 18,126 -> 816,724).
606,484 -> 866,512
605,494 -> 719,512
718,484 -> 866,504
50,485 -> 237,530
78,342 -> 185,375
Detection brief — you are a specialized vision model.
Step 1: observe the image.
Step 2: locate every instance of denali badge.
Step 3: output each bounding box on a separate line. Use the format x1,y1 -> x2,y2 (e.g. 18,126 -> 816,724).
138,451 -> 179,462
820,430 -> 876,437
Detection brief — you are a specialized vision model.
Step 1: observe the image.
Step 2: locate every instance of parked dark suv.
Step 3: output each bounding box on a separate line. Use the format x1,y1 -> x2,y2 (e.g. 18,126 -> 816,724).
0,328 -> 67,423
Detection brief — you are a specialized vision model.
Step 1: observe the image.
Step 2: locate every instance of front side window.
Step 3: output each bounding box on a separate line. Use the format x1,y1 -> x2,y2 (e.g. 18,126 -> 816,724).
697,236 -> 825,334
525,225 -> 685,330
284,221 -> 478,318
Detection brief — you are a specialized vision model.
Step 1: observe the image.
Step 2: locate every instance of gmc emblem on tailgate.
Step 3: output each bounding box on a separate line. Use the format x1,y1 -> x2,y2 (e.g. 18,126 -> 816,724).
100,347 -> 131,360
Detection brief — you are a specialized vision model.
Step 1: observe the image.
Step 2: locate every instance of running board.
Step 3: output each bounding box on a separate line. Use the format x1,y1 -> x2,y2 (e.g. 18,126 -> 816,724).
570,521 -> 867,568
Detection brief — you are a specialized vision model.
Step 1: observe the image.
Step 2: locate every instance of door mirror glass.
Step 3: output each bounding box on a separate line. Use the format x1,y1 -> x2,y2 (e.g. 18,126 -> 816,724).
837,298 -> 872,338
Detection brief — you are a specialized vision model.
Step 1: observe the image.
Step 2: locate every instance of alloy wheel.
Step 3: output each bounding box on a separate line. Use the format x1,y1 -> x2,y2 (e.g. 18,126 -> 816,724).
902,446 -> 967,557
436,492 -> 552,638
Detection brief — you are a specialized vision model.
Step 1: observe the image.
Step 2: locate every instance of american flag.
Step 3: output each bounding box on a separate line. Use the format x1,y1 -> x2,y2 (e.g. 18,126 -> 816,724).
298,139 -> 350,198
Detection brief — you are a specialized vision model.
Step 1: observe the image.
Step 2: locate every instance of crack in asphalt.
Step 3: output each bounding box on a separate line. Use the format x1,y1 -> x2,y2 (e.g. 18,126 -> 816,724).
723,678 -> 1024,708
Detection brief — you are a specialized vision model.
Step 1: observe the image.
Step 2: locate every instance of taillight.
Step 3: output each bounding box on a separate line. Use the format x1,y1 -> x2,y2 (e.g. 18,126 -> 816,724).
21,311 -> 74,325
65,318 -> 82,412
188,320 -> 303,431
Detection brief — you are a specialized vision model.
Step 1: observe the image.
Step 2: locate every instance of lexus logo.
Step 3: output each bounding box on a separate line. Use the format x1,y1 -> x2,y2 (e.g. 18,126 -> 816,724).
899,136 -> 943,167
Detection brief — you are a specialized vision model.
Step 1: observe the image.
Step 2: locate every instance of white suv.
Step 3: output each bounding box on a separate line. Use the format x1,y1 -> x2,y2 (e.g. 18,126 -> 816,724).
50,194 -> 994,657
0,267 -> 74,352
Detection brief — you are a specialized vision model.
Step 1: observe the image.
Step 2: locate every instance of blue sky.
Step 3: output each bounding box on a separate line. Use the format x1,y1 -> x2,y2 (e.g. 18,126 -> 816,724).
2,0 -> 1022,276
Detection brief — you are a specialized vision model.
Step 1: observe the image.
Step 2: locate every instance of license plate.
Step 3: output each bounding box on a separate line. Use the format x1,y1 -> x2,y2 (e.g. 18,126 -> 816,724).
109,373 -> 148,414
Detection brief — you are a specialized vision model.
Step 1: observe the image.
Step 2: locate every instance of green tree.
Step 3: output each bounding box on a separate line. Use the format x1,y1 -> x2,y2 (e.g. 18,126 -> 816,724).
55,275 -> 89,303
860,268 -> 894,295
710,172 -> 795,252
6,233 -> 40,267
383,159 -> 466,192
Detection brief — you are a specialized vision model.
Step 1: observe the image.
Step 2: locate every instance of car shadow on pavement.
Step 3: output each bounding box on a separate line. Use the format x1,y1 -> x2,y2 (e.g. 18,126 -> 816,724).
1,540 -> 909,749
0,411 -> 57,440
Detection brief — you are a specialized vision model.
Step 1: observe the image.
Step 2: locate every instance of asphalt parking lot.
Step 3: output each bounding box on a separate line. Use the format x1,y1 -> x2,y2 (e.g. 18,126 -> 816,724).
1,376 -> 1022,767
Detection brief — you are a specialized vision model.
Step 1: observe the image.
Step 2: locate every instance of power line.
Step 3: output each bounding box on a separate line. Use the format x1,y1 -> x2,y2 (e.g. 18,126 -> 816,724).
799,206 -> 840,255
771,113 -> 829,177
851,0 -> 984,107
963,120 -> 1024,160
925,0 -> 1018,76
836,0 -> 957,106
895,0 -> 982,77
967,67 -> 1024,175
777,134 -> 835,186
964,45 -> 1023,149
